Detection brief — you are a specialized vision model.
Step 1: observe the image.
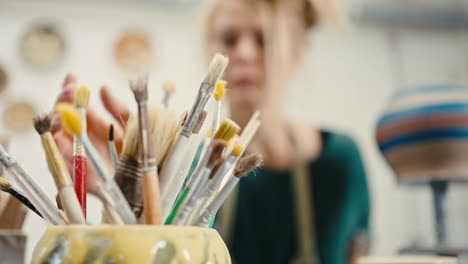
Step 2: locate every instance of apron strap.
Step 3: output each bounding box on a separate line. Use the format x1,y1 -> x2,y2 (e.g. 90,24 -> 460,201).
218,129 -> 319,264
290,130 -> 319,264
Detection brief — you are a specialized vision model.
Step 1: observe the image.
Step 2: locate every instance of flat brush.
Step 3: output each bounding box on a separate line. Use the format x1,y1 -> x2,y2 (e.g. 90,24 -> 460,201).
130,77 -> 162,225
161,80 -> 176,109
115,103 -> 179,220
0,145 -> 63,225
108,124 -> 118,170
34,114 -> 86,224
0,176 -> 42,218
56,103 -> 137,224
159,53 -> 229,220
172,139 -> 225,225
73,85 -> 90,217
188,119 -> 240,186
193,153 -> 263,227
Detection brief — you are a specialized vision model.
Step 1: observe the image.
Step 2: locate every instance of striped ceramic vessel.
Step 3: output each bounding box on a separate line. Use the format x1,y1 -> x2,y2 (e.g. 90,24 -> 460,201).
376,84 -> 468,183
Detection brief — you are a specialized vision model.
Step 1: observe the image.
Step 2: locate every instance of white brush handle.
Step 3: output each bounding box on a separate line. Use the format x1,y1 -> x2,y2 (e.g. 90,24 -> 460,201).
186,199 -> 203,225
174,203 -> 192,225
195,208 -> 215,227
58,186 -> 86,224
160,135 -> 190,220
194,176 -> 239,226
173,169 -> 209,224
196,155 -> 236,216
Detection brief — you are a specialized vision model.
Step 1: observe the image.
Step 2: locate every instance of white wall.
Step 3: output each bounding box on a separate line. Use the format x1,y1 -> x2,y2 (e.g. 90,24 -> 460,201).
0,0 -> 467,261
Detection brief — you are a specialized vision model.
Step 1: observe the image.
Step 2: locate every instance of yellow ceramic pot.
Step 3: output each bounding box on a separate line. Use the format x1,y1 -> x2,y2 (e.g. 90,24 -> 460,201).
32,225 -> 231,264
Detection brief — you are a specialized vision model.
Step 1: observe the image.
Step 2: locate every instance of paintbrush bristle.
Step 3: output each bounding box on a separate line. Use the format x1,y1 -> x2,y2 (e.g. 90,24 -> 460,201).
231,144 -> 244,158
55,103 -> 83,136
74,85 -> 90,108
0,177 -> 11,192
121,116 -> 141,159
203,53 -> 229,86
122,103 -> 180,164
33,114 -> 52,135
192,110 -> 207,134
213,80 -> 227,101
207,139 -> 226,169
109,124 -> 114,142
234,153 -> 263,178
130,77 -> 149,102
162,80 -> 176,94
214,119 -> 240,142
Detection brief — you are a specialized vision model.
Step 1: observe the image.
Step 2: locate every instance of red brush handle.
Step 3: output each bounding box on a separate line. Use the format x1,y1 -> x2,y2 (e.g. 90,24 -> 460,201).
73,155 -> 87,218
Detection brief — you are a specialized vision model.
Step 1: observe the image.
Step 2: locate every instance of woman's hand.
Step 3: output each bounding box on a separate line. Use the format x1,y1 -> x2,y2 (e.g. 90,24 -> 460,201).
50,74 -> 130,197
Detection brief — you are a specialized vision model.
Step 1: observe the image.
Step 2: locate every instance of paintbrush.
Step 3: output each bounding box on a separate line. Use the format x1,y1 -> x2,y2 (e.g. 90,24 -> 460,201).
192,153 -> 263,227
167,119 -> 239,224
108,124 -> 118,171
211,80 -> 226,137
73,85 -> 90,217
172,139 -> 225,225
0,176 -> 42,218
55,103 -> 137,224
34,114 -> 86,224
130,77 -> 162,225
194,144 -> 244,216
178,110 -> 208,190
165,138 -> 225,225
115,103 -> 179,219
159,53 -> 228,220
161,80 -> 176,109
219,113 -> 261,189
0,145 -> 63,225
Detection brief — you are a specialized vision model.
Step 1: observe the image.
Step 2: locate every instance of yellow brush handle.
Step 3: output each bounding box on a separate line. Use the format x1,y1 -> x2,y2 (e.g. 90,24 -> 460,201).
143,172 -> 162,225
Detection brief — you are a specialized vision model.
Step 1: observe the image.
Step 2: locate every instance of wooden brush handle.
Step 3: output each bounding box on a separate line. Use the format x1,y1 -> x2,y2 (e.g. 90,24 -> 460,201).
142,172 -> 162,225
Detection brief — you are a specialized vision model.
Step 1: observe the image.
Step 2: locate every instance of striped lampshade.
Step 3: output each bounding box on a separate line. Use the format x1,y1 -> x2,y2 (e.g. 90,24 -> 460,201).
376,84 -> 468,183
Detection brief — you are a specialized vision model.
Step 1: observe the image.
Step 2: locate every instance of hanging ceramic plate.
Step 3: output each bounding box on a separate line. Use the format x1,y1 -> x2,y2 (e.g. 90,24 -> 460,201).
19,22 -> 65,71
114,31 -> 154,73
3,101 -> 37,132
0,65 -> 8,95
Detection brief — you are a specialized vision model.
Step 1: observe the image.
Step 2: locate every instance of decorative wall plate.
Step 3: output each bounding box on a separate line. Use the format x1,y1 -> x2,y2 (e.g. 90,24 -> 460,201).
3,101 -> 37,132
19,23 -> 65,70
114,31 -> 154,73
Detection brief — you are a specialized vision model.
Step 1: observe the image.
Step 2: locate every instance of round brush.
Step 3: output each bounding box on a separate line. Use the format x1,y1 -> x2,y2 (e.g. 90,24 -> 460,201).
55,103 -> 137,225
73,85 -> 90,217
0,176 -> 42,218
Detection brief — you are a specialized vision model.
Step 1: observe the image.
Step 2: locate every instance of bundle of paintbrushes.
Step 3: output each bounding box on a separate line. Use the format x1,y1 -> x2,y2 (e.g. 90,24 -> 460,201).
0,53 -> 263,228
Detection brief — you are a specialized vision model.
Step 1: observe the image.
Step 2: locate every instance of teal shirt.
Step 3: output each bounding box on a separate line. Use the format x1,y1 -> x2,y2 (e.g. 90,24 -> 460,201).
215,131 -> 370,264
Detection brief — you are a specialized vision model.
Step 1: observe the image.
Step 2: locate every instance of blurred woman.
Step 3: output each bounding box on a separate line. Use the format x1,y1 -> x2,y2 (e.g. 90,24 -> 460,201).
51,0 -> 370,263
